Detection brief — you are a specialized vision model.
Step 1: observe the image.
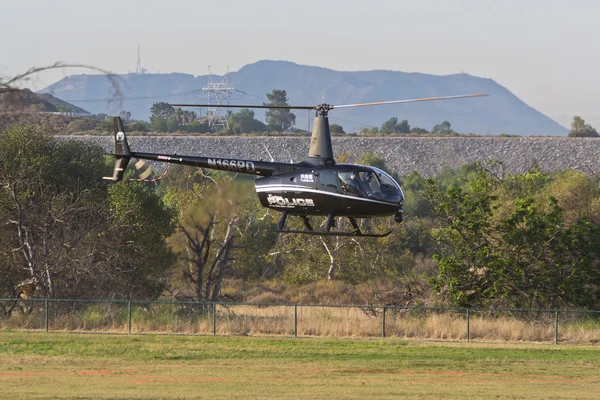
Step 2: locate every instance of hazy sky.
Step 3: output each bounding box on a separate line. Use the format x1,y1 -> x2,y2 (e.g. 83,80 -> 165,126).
2,0 -> 599,128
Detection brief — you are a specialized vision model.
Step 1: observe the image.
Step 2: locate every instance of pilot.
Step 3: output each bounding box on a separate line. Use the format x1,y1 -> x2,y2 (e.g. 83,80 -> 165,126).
362,172 -> 374,196
347,172 -> 362,195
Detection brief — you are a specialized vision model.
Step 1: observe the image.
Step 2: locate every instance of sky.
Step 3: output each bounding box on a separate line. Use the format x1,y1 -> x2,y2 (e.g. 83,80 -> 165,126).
2,0 -> 599,129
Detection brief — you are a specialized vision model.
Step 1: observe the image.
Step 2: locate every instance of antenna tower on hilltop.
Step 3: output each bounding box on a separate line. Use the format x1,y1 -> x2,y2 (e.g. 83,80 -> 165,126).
202,66 -> 233,130
136,43 -> 147,74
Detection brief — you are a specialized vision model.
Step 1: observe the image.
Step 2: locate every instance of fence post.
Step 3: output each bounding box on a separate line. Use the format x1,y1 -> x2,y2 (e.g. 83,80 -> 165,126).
466,308 -> 470,342
294,304 -> 298,338
127,301 -> 132,335
382,306 -> 387,338
45,300 -> 49,333
555,310 -> 559,345
212,303 -> 217,336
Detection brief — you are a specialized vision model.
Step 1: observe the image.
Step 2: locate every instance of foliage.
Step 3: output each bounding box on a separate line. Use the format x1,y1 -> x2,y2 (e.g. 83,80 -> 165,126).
119,110 -> 132,121
330,123 -> 345,134
67,118 -> 101,133
425,165 -> 600,308
4,120 -> 600,310
0,124 -> 175,299
568,116 -> 599,137
150,102 -> 174,122
264,90 -> 296,131
431,121 -> 454,135
360,127 -> 379,135
108,182 -> 176,299
381,117 -> 410,134
410,127 -> 429,134
168,180 -> 262,301
227,109 -> 266,134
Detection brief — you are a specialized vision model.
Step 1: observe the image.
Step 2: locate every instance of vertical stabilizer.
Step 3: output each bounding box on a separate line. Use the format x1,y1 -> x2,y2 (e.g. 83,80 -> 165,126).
103,117 -> 132,181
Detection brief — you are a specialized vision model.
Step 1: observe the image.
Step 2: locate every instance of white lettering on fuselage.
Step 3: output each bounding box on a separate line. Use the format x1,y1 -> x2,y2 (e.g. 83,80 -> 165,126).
267,194 -> 315,208
300,173 -> 314,183
207,158 -> 255,173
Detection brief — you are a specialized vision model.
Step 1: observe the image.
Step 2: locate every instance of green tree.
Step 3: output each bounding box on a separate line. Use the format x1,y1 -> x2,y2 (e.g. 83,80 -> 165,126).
425,166 -> 600,308
151,117 -> 168,132
410,127 -> 429,134
381,117 -> 410,134
227,109 -> 266,134
264,90 -> 295,131
568,116 -> 599,137
166,117 -> 179,132
330,124 -> 345,134
432,121 -> 454,135
0,124 -> 175,300
119,110 -> 132,121
108,182 -> 176,299
150,102 -> 174,122
360,127 -> 379,135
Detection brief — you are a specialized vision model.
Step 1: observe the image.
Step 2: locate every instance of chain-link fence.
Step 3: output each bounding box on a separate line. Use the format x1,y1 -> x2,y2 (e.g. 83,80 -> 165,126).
1,299 -> 600,344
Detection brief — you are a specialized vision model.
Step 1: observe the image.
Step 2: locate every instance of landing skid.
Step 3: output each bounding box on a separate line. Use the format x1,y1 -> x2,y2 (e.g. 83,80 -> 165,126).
276,212 -> 392,238
277,229 -> 392,238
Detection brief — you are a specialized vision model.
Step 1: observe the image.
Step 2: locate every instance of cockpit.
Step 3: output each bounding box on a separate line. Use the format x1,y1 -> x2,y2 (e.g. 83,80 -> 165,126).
337,167 -> 404,204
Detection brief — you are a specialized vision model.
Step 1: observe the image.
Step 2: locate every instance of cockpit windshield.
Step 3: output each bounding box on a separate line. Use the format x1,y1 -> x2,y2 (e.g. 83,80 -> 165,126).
338,168 -> 404,204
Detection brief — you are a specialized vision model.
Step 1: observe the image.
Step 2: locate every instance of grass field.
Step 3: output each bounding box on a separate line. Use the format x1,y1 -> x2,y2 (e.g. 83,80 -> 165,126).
1,332 -> 600,399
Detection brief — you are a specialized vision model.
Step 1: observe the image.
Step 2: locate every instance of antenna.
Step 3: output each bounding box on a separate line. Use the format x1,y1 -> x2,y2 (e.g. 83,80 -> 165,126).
262,144 -> 275,162
136,43 -> 147,74
202,66 -> 233,130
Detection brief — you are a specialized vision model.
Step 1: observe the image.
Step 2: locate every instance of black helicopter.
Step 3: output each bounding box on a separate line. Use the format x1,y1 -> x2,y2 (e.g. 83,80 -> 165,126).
105,94 -> 486,237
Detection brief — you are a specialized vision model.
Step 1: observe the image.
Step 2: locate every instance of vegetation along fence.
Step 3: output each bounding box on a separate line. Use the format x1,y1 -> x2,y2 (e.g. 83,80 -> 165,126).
1,299 -> 600,345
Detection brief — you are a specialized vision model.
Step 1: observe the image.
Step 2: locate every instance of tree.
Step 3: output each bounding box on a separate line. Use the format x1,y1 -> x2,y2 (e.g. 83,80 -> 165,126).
108,182 -> 176,299
425,166 -> 600,308
360,127 -> 379,135
119,110 -> 132,121
398,120 -> 410,133
264,90 -> 295,131
0,124 -> 175,300
169,181 -> 257,302
381,117 -> 410,134
150,102 -> 174,122
432,121 -> 454,135
227,109 -> 266,134
151,117 -> 168,132
411,127 -> 429,134
568,116 -> 599,137
330,124 -> 345,134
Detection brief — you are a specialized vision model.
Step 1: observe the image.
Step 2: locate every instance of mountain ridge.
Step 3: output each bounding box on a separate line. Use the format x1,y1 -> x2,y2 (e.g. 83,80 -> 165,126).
40,60 -> 567,135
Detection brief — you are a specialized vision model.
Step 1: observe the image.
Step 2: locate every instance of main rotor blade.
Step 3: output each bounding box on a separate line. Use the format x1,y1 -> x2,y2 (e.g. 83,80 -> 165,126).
170,103 -> 315,110
331,94 -> 488,109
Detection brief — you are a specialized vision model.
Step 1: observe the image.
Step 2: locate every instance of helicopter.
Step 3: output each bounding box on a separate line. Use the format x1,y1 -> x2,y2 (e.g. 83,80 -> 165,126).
104,94 -> 486,237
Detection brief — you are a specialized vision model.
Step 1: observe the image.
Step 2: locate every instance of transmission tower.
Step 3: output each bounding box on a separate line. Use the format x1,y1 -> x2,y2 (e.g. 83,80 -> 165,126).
136,43 -> 147,74
202,66 -> 233,130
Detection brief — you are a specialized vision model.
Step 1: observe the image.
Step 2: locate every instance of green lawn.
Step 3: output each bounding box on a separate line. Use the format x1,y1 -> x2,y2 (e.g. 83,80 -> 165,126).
1,332 -> 600,399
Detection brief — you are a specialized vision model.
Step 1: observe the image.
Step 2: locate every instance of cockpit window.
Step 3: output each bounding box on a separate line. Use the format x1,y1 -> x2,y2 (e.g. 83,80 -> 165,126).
374,170 -> 403,203
338,168 -> 403,204
338,171 -> 363,196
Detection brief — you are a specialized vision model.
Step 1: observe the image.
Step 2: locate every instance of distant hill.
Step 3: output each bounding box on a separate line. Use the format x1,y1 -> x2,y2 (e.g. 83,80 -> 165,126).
0,88 -> 89,114
39,60 -> 567,135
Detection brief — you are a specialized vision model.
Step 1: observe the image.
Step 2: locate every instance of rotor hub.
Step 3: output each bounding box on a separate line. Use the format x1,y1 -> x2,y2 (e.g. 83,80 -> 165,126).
315,104 -> 334,117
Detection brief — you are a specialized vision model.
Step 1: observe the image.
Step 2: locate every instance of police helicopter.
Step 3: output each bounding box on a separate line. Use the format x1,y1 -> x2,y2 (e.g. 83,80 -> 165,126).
104,94 -> 486,237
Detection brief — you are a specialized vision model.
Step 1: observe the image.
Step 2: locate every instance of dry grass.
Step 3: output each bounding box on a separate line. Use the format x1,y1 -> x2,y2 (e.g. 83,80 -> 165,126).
2,300 -> 600,344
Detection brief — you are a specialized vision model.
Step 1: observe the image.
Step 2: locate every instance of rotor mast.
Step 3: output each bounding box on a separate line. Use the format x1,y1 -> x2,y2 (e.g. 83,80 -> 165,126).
306,104 -> 335,165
